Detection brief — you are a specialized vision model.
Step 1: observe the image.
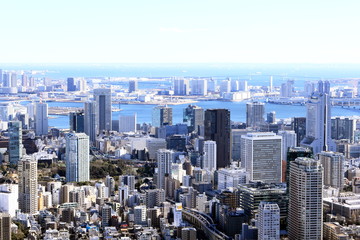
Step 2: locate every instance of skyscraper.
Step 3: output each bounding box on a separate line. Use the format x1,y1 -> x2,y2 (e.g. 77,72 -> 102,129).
152,105 -> 172,128
318,151 -> 344,189
65,133 -> 90,182
119,114 -> 137,132
35,102 -> 48,136
258,202 -> 280,240
94,88 -> 112,132
331,117 -> 356,143
183,105 -> 204,133
301,81 -> 335,154
191,79 -> 207,96
277,130 -> 297,161
292,117 -> 306,146
0,212 -> 11,240
18,155 -> 38,214
241,132 -> 282,183
266,111 -> 276,123
156,149 -> 173,190
204,109 -> 231,169
84,101 -> 98,142
202,140 -> 216,171
67,77 -> 76,91
286,147 -> 313,189
129,79 -> 138,93
246,102 -> 265,128
173,78 -> 189,95
8,121 -> 23,165
288,157 -> 323,240
69,111 -> 85,133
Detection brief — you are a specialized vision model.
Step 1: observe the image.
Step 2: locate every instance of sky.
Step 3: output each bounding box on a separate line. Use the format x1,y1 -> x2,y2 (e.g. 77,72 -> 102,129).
0,0 -> 360,64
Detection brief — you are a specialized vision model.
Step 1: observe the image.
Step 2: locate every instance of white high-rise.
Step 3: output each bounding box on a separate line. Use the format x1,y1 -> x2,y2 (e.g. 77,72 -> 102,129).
202,140 -> 217,171
35,102 -> 48,136
217,166 -> 249,190
278,130 -> 297,161
94,88 -> 112,132
258,202 -> 280,240
65,133 -> 90,182
18,155 -> 38,214
241,132 -> 282,183
301,80 -> 335,154
119,114 -> 137,132
156,149 -> 173,190
174,78 -> 190,95
318,151 -> 344,189
288,157 -> 323,240
191,79 -> 207,96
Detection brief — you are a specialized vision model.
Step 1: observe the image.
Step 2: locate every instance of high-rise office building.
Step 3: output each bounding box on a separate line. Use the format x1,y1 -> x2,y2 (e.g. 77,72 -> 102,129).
94,88 -> 112,132
119,114 -> 137,132
246,102 -> 265,128
174,78 -> 190,95
288,157 -> 323,240
67,77 -> 76,91
8,121 -> 23,165
301,80 -> 335,154
230,79 -> 239,92
18,156 -> 38,214
331,117 -> 356,143
318,151 -> 344,189
128,79 -> 138,93
191,79 -> 207,96
266,111 -> 276,123
69,111 -> 85,133
65,133 -> 90,182
21,73 -> 28,87
204,109 -> 231,169
152,105 -> 172,128
258,202 -> 280,240
84,101 -> 98,142
277,130 -> 297,161
156,149 -> 173,190
292,117 -> 306,146
202,140 -> 217,171
2,72 -> 10,87
241,132 -> 282,183
0,212 -> 11,240
183,105 -> 204,133
286,147 -> 313,189
35,102 -> 48,136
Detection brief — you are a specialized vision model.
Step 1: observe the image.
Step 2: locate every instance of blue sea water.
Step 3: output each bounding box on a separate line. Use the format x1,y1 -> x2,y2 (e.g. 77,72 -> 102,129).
43,101 -> 360,129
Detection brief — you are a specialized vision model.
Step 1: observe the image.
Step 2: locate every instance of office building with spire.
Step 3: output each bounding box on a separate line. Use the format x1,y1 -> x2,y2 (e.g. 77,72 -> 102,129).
301,80 -> 335,155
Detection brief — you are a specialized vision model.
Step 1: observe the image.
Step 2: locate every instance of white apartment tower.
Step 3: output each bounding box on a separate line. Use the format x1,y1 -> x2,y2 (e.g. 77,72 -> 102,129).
202,140 -> 217,171
156,149 -> 173,190
65,133 -> 90,182
258,202 -> 280,240
278,130 -> 297,161
318,151 -> 344,189
241,132 -> 282,183
119,114 -> 137,132
288,157 -> 323,240
18,156 -> 38,214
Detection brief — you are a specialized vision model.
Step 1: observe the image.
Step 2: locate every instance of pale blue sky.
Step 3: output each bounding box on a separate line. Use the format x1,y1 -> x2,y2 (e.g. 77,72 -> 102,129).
0,0 -> 359,63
